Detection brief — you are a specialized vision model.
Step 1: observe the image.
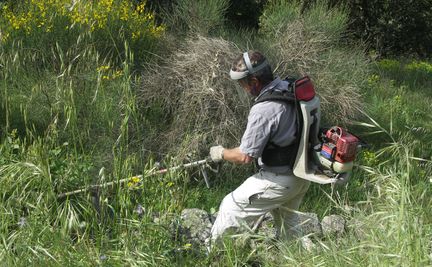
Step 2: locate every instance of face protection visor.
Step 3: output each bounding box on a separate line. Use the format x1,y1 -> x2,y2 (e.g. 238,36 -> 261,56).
229,52 -> 269,80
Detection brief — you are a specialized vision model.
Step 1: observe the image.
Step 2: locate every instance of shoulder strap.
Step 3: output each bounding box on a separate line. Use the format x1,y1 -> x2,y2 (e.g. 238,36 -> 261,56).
253,76 -> 299,106
284,76 -> 297,85
253,90 -> 296,106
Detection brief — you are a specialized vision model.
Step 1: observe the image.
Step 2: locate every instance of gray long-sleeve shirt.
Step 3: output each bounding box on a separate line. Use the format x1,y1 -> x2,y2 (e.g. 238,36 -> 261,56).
239,77 -> 297,174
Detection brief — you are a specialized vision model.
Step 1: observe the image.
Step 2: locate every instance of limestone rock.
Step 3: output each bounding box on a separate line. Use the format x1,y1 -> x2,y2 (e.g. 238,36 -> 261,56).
175,208 -> 213,245
321,215 -> 345,237
298,212 -> 322,236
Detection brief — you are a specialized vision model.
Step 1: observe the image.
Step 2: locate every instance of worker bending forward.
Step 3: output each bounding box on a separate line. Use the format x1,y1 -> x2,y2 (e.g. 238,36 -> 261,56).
209,51 -> 310,243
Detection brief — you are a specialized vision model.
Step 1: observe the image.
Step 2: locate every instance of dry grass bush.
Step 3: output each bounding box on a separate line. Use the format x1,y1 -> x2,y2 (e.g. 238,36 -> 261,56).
139,35 -> 250,158
260,1 -> 370,124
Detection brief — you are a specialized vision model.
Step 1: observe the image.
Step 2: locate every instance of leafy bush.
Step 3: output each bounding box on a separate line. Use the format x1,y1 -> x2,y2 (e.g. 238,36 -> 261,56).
225,0 -> 266,29
0,0 -> 164,66
161,0 -> 228,35
375,59 -> 432,97
296,0 -> 432,56
0,0 -> 166,158
331,0 -> 432,56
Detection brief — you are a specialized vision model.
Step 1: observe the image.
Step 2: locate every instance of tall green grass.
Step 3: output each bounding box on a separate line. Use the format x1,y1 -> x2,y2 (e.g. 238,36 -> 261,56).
0,0 -> 431,265
161,0 -> 228,35
261,121 -> 432,266
0,1 -> 191,265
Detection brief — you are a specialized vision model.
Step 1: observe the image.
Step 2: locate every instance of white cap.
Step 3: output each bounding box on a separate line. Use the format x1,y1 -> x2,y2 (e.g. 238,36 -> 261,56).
229,52 -> 269,80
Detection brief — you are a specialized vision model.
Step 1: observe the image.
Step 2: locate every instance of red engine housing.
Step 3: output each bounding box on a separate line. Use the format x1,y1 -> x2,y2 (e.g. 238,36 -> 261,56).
325,127 -> 359,163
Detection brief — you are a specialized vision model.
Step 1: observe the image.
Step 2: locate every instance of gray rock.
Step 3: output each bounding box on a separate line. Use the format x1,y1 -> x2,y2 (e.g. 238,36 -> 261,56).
298,212 -> 322,236
300,236 -> 317,252
175,208 -> 213,245
210,211 -> 218,224
173,209 -> 325,247
321,215 -> 345,237
255,212 -> 322,238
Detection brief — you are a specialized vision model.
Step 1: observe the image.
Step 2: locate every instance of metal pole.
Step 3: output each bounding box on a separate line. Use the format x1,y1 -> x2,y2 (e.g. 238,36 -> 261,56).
57,159 -> 210,199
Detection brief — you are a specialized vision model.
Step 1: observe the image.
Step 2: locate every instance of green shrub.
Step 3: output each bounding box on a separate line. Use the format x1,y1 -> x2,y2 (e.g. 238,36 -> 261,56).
162,0 -> 228,35
225,0 -> 266,29
0,0 -> 164,66
259,0 -> 369,123
345,0 -> 432,56
259,0 -> 301,36
375,59 -> 432,97
366,59 -> 432,151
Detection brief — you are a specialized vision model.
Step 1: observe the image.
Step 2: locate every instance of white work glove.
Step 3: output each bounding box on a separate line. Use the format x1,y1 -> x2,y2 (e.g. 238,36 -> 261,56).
209,145 -> 224,162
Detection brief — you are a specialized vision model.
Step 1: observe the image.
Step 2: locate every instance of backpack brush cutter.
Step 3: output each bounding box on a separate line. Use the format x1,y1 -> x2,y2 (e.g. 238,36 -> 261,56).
290,76 -> 366,184
57,158 -> 219,199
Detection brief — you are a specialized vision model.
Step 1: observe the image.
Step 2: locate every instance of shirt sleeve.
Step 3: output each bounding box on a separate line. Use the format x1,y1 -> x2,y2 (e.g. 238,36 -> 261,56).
239,110 -> 273,158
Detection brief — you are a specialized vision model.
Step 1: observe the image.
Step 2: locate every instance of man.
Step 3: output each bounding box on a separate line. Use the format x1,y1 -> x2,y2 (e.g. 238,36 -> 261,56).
209,51 -> 310,243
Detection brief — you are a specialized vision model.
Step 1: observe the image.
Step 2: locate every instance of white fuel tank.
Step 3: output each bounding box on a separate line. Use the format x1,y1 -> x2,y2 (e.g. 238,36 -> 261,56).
314,151 -> 354,173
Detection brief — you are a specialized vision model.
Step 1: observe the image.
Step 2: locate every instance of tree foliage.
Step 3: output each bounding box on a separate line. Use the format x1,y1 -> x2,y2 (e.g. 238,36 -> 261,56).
295,0 -> 432,56
339,0 -> 432,56
146,0 -> 432,57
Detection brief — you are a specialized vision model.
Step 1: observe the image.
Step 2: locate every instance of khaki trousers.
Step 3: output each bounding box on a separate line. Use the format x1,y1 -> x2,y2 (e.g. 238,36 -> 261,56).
211,170 -> 310,241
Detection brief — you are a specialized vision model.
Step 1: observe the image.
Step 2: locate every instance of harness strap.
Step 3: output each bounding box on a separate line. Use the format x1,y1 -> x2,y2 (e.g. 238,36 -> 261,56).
253,85 -> 302,168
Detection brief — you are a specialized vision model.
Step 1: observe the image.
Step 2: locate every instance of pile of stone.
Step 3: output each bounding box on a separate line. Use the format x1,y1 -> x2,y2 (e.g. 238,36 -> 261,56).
171,208 -> 348,249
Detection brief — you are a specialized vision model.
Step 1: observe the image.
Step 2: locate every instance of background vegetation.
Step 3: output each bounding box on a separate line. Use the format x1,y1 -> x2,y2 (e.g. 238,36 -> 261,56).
0,0 -> 431,266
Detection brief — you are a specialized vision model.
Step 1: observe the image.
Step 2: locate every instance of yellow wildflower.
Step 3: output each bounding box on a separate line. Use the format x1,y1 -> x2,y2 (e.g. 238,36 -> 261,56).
183,243 -> 192,250
127,176 -> 141,188
97,65 -> 110,72
112,70 -> 123,79
131,176 -> 140,183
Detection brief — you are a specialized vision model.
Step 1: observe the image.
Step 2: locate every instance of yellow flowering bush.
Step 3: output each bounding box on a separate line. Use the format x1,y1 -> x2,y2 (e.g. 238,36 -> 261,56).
404,60 -> 432,85
405,60 -> 432,74
0,0 -> 164,63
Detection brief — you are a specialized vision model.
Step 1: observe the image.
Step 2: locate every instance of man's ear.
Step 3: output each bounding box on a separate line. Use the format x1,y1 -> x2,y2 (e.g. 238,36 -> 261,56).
250,77 -> 262,89
249,76 -> 259,86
